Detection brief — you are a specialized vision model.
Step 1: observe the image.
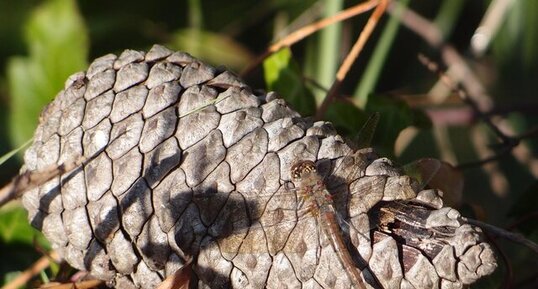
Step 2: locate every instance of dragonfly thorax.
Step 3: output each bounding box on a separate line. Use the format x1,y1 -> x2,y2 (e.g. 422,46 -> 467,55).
290,160 -> 332,208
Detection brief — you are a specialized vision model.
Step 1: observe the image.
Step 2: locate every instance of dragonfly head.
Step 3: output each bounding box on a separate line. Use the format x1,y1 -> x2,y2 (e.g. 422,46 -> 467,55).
290,160 -> 318,183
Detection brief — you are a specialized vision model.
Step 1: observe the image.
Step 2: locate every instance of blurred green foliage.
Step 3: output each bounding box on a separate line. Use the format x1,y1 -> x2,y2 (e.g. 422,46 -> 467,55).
263,48 -> 316,116
0,205 -> 49,247
0,204 -> 51,286
1,0 -> 538,288
7,0 -> 88,148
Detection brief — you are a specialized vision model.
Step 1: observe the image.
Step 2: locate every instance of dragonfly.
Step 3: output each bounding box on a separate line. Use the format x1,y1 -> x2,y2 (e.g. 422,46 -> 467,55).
290,160 -> 367,289
184,121 -> 443,287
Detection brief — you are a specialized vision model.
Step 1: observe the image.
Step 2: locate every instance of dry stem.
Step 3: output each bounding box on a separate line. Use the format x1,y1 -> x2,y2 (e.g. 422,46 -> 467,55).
241,0 -> 379,77
316,0 -> 389,119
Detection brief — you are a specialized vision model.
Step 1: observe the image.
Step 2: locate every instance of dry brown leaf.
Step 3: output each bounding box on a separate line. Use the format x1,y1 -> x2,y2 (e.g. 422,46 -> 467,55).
154,258 -> 193,289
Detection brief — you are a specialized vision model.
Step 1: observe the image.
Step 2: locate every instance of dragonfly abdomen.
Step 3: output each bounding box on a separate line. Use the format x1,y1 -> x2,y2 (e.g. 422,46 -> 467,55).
318,209 -> 367,289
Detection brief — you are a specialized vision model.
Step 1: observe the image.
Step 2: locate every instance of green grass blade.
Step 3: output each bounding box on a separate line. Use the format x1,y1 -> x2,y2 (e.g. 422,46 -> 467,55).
0,138 -> 32,167
353,0 -> 410,108
434,0 -> 465,38
312,0 -> 343,106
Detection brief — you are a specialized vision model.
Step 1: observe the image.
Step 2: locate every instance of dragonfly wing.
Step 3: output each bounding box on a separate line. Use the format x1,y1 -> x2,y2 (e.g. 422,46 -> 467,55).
354,112 -> 380,150
205,189 -> 312,258
347,156 -> 443,221
404,159 -> 464,208
328,148 -> 386,218
402,157 -> 442,191
193,154 -> 305,258
285,215 -> 326,283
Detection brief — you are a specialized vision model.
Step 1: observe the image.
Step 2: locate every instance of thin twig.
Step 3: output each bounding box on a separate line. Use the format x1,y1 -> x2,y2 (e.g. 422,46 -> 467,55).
38,279 -> 104,289
416,54 -> 538,169
1,251 -> 60,289
388,1 -> 498,111
484,103 -> 538,118
0,128 -> 140,207
315,0 -> 389,119
240,0 -> 379,77
417,54 -> 512,144
505,211 -> 538,231
0,156 -> 87,207
484,232 -> 513,289
456,146 -> 513,169
389,2 -> 538,171
462,217 -> 538,256
515,126 -> 538,141
302,76 -> 330,94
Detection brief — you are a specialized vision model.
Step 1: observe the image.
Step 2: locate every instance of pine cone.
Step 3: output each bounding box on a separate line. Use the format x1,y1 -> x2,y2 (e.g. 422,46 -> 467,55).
21,45 -> 497,289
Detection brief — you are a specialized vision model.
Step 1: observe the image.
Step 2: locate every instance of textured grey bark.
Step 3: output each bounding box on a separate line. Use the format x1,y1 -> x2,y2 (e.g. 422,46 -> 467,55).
21,45 -> 497,289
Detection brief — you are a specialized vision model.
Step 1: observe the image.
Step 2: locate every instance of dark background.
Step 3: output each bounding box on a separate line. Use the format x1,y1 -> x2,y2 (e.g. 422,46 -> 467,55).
1,0 -> 537,287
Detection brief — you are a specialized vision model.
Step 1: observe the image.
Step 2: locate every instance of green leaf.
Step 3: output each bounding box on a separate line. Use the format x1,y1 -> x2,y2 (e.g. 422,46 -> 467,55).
263,48 -> 316,116
40,270 -> 50,283
433,0 -> 465,38
169,28 -> 254,71
7,0 -> 88,148
0,205 -> 49,248
0,205 -> 50,285
492,0 -> 538,69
